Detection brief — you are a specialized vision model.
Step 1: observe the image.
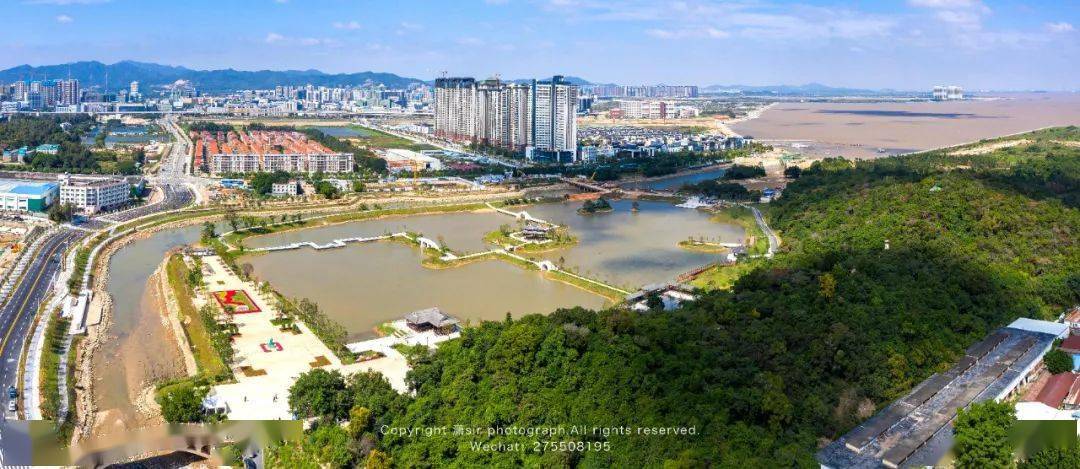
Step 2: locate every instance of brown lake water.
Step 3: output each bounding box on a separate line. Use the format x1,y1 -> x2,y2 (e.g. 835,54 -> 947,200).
241,199 -> 743,340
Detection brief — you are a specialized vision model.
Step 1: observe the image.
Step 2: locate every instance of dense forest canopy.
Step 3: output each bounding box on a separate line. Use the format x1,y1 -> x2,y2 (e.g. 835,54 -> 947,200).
0,114 -> 139,174
275,127 -> 1079,467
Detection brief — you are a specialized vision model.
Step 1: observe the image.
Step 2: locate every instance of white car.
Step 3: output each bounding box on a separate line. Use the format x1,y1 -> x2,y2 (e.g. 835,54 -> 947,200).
7,400 -> 16,412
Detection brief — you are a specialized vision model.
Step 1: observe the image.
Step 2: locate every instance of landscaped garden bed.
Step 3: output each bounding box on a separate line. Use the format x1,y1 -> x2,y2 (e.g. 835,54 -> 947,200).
212,289 -> 262,314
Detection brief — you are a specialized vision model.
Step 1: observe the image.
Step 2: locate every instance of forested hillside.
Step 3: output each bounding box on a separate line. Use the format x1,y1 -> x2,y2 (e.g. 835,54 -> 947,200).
272,128 -> 1079,468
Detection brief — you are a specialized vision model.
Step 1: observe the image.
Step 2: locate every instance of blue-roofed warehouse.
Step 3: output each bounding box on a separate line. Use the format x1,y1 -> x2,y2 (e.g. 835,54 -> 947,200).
0,179 -> 59,213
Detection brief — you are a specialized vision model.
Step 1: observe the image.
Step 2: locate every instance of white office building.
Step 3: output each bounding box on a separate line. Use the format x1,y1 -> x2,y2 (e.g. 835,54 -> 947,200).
57,175 -> 131,214
271,180 -> 301,197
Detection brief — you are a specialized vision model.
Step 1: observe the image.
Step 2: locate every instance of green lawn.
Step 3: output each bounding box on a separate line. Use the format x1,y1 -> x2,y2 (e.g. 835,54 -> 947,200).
39,311 -> 70,421
166,255 -> 229,379
689,258 -> 765,291
708,205 -> 769,255
346,125 -> 438,151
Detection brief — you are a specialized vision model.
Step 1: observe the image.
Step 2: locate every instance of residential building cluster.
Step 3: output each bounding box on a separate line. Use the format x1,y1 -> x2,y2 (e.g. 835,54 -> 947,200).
608,100 -> 701,119
192,83 -> 433,116
577,126 -> 751,161
0,79 -> 158,113
0,79 -> 81,112
582,84 -> 699,98
932,85 -> 964,101
434,76 -> 579,161
191,129 -> 354,175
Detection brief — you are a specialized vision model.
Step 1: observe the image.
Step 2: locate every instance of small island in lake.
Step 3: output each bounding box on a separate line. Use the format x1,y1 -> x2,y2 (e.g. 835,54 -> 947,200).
578,197 -> 614,215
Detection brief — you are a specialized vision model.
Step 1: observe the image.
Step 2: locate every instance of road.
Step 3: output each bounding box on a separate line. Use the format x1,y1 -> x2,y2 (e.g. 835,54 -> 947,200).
0,229 -> 81,421
0,117 -> 202,466
96,116 -> 198,225
745,204 -> 780,257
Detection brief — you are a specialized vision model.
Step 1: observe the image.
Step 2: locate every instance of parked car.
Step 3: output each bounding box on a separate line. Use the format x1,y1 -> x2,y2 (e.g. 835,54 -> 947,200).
7,400 -> 16,412
7,385 -> 15,399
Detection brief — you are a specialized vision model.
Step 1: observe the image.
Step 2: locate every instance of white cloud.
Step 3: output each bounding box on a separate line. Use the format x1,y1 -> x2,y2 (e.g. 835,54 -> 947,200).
396,21 -> 424,35
645,28 -> 676,39
332,20 -> 361,30
265,33 -> 338,47
456,37 -> 485,46
907,0 -> 990,33
1046,22 -> 1075,33
646,28 -> 728,40
934,9 -> 983,30
55,14 -> 73,23
705,28 -> 729,39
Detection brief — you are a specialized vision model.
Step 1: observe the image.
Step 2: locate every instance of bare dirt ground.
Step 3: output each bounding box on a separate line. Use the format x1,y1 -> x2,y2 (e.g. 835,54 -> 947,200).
949,139 -> 1033,156
85,265 -> 187,439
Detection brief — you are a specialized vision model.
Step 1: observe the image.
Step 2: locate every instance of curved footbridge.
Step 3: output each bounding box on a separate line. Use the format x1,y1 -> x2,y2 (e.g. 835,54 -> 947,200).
485,202 -> 555,227
246,208 -> 631,300
248,232 -> 416,253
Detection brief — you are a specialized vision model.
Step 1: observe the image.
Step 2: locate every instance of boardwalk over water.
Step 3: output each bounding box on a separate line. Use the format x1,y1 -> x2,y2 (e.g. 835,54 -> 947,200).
247,233 -> 400,253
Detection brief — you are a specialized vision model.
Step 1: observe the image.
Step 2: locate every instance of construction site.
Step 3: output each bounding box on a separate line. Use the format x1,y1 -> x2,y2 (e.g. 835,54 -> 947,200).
191,129 -> 354,174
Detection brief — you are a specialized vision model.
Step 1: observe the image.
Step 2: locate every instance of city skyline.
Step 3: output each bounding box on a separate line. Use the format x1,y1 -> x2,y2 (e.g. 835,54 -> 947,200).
2,0 -> 1078,91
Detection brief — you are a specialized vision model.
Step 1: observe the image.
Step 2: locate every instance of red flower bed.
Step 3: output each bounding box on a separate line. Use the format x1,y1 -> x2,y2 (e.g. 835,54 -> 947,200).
212,289 -> 262,314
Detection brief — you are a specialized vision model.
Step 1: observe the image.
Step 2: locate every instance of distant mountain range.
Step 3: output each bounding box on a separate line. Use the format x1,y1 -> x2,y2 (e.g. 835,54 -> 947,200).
0,61 -> 424,92
0,61 -> 916,96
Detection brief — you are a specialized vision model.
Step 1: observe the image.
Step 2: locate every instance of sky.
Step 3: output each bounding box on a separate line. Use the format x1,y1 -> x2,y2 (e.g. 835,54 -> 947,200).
2,0 -> 1078,90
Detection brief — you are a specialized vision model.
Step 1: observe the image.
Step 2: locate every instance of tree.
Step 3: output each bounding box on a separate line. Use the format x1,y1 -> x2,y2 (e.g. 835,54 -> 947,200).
953,400 -> 1016,469
365,449 -> 392,469
47,202 -> 76,223
348,371 -> 405,429
225,209 -> 239,232
201,221 -> 217,242
352,180 -> 365,193
315,180 -> 342,200
723,164 -> 766,180
347,406 -> 372,438
186,265 -> 203,289
1044,349 -> 1073,374
819,273 -> 837,300
1019,443 -> 1080,468
645,294 -> 664,311
784,166 -> 802,179
158,382 -> 206,423
249,170 -> 290,196
288,369 -> 352,420
307,423 -> 354,468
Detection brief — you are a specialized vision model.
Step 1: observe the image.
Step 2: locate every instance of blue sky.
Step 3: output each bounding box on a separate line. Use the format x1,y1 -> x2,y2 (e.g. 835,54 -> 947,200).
3,0 -> 1078,89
